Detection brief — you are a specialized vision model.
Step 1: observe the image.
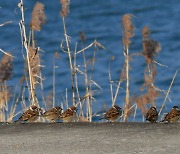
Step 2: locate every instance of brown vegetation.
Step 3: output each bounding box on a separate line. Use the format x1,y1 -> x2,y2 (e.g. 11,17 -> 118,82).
0,0 -> 175,123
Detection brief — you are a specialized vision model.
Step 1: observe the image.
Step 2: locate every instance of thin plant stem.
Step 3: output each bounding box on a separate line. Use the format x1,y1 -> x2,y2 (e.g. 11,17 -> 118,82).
19,0 -> 37,106
108,60 -> 114,106
53,57 -> 56,107
65,88 -> 68,109
112,75 -> 122,106
123,48 -> 130,122
62,17 -> 75,105
158,70 -> 178,116
82,41 -> 90,118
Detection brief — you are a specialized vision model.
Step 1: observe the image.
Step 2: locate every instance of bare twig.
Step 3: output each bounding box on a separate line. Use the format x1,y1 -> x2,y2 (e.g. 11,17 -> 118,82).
0,21 -> 12,27
76,41 -> 96,54
0,49 -> 15,58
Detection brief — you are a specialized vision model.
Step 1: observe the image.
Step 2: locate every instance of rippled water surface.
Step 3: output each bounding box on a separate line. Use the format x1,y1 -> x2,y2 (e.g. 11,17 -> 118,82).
0,0 -> 179,121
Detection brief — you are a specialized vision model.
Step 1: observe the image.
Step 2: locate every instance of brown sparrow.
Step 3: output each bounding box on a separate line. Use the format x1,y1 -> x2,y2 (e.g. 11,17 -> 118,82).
15,105 -> 42,123
42,106 -> 62,122
161,106 -> 180,123
146,106 -> 158,123
60,105 -> 77,122
101,105 -> 121,122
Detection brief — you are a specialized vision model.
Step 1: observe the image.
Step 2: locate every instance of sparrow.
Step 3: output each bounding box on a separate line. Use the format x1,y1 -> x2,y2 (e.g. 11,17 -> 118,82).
161,106 -> 180,123
42,106 -> 62,122
145,106 -> 158,123
100,105 -> 121,122
59,105 -> 77,122
15,105 -> 42,123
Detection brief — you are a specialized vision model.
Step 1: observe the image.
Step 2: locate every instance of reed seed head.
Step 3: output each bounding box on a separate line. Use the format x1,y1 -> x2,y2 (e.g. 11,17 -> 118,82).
142,26 -> 150,39
142,26 -> 161,64
0,54 -> 13,83
30,2 -> 46,31
122,14 -> 135,49
79,32 -> 86,42
59,0 -> 70,17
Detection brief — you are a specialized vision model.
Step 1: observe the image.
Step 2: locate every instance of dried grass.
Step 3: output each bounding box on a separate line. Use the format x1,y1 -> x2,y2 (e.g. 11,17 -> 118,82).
0,2 -> 171,123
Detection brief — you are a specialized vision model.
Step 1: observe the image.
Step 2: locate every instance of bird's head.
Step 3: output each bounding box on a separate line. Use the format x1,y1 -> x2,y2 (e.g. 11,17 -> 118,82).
151,106 -> 157,111
113,105 -> 121,112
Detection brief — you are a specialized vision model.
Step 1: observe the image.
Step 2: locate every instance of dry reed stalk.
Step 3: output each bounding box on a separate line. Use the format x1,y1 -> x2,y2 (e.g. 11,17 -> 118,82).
87,44 -> 99,122
158,70 -> 178,116
52,52 -> 60,107
141,26 -> 161,107
18,0 -> 38,106
0,21 -> 12,27
59,0 -> 76,105
73,44 -> 84,116
28,47 -> 41,82
25,46 -> 42,105
108,57 -> 114,105
65,88 -> 69,109
78,32 -> 86,117
29,2 -> 46,109
122,14 -> 135,121
86,41 -> 104,121
87,41 -> 104,121
0,49 -> 15,58
112,64 -> 126,106
73,42 -> 82,108
79,32 -> 92,120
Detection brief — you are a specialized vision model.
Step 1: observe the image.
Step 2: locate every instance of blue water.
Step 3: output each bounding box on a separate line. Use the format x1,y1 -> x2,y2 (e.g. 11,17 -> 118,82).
0,0 -> 179,122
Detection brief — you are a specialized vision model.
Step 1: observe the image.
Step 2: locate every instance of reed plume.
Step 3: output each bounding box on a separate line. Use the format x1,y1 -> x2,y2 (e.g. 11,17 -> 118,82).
59,0 -> 70,17
122,14 -> 135,121
142,26 -> 161,64
122,14 -> 135,52
0,54 -> 13,83
30,1 -> 46,31
59,0 -> 76,107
